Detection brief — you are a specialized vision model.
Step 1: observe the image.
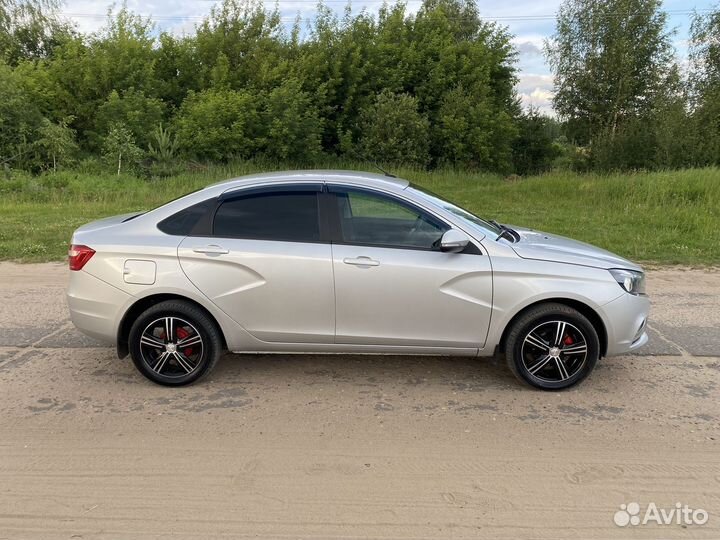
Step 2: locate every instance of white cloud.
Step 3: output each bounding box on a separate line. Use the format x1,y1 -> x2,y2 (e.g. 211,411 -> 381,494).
515,40 -> 543,57
516,73 -> 555,115
512,33 -> 546,52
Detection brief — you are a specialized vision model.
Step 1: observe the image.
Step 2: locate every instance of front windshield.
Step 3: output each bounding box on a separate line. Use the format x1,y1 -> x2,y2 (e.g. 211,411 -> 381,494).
407,184 -> 503,237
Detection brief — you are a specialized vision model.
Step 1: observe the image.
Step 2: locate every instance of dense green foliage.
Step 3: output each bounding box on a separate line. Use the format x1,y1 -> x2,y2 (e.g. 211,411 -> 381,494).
689,7 -> 720,167
546,0 -> 675,144
102,124 -> 143,175
512,108 -> 561,175
359,91 -> 430,166
0,0 -> 70,65
0,0 -> 528,173
547,0 -> 720,171
1,163 -> 718,264
0,0 -> 719,175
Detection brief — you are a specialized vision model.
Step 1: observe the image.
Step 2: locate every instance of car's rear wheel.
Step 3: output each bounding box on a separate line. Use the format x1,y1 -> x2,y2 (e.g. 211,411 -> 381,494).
505,303 -> 600,390
128,300 -> 222,386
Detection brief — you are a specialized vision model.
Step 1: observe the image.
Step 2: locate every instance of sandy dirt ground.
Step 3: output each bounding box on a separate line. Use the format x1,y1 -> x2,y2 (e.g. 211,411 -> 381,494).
0,263 -> 718,539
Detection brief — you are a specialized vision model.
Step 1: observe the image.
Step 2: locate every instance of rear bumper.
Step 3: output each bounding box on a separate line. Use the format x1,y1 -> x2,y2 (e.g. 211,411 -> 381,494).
602,292 -> 651,356
66,270 -> 130,345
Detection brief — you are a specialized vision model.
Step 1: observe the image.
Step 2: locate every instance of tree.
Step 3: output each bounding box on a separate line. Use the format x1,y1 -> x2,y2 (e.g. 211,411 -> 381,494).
411,0 -> 520,170
689,95 -> 720,166
262,78 -> 323,162
36,116 -> 77,171
193,0 -> 289,92
1,0 -> 528,173
95,88 -> 165,149
153,32 -> 201,109
512,107 -> 561,175
434,85 -> 517,171
174,89 -> 261,161
688,6 -> 720,166
146,123 -> 180,177
102,123 -> 143,175
295,0 -> 520,167
0,60 -> 44,168
42,6 -> 159,147
0,0 -> 72,65
147,123 -> 178,162
546,0 -> 676,144
690,6 -> 720,99
295,6 -> 382,153
87,7 -> 157,96
358,91 -> 430,166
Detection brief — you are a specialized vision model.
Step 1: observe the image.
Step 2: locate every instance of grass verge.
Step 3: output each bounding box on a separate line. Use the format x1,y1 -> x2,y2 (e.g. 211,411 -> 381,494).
1,163 -> 718,265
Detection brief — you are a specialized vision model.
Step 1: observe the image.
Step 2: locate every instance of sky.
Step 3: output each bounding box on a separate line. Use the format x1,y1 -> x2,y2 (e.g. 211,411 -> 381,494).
61,0 -> 718,115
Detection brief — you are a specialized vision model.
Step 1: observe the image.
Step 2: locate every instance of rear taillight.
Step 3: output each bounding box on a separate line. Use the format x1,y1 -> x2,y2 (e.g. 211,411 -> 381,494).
68,244 -> 95,271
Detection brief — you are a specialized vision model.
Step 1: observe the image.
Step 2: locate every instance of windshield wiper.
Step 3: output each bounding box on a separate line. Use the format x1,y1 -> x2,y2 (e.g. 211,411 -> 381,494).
489,220 -> 518,243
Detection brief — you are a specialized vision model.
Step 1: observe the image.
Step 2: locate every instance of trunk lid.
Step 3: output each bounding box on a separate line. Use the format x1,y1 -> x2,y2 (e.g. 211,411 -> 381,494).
73,212 -> 144,235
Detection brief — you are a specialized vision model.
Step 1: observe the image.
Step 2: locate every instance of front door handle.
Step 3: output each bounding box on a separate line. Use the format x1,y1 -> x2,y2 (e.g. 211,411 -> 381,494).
343,256 -> 380,267
193,245 -> 229,255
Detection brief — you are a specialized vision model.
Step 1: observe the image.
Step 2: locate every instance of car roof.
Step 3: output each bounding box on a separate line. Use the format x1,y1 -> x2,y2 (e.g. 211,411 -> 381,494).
207,169 -> 410,192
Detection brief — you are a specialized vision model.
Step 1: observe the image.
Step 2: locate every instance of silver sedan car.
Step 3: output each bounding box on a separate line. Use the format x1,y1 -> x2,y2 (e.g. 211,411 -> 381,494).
67,170 -> 649,389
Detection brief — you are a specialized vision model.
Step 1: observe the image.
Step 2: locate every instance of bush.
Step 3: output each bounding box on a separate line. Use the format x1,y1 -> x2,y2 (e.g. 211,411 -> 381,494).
434,86 -> 518,172
174,89 -> 261,161
591,121 -> 656,171
690,91 -> 720,166
102,123 -> 144,175
262,79 -> 323,163
35,118 -> 78,172
552,141 -> 591,172
0,62 -> 44,170
95,89 -> 165,150
144,160 -> 186,179
357,91 -> 430,166
147,124 -> 179,162
512,108 -> 562,175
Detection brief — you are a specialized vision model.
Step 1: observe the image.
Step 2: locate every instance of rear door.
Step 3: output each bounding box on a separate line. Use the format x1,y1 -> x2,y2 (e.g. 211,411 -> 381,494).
178,184 -> 335,344
328,186 -> 493,349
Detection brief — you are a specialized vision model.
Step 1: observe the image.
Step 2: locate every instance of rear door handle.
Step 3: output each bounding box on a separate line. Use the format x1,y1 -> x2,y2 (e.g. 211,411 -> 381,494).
193,245 -> 229,255
343,256 -> 380,267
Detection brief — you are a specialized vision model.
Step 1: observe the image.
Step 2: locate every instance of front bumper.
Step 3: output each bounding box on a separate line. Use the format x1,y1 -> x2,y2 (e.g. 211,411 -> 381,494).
67,270 -> 131,345
602,292 -> 651,356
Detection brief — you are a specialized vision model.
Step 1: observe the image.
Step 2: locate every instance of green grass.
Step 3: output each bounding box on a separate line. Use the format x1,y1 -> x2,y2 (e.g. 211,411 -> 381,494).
1,163 -> 719,265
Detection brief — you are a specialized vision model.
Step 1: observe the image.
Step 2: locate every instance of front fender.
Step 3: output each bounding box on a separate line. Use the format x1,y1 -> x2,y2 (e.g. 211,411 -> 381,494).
482,257 -> 621,354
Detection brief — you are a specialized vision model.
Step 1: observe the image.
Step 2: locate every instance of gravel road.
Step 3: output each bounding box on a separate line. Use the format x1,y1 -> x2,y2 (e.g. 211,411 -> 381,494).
0,263 -> 718,539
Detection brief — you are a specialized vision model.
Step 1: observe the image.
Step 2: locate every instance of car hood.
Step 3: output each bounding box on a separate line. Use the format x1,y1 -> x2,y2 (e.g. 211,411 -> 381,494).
507,226 -> 642,271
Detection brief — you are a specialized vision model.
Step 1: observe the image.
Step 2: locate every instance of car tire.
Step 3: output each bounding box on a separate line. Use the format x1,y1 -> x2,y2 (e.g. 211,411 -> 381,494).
128,300 -> 223,386
505,303 -> 600,390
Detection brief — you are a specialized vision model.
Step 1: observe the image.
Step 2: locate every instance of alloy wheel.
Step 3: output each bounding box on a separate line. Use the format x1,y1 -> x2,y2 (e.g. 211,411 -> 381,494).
139,316 -> 204,378
521,320 -> 588,383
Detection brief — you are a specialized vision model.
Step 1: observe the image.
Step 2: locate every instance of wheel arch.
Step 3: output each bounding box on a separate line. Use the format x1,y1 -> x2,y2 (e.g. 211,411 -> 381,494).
497,298 -> 608,358
117,293 -> 227,358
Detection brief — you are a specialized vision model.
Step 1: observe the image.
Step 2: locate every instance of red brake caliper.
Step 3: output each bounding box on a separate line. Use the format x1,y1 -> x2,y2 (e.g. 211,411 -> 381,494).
563,335 -> 574,346
176,327 -> 192,356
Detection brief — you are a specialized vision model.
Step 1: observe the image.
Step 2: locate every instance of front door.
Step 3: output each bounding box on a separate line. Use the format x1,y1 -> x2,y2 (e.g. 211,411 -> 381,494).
328,187 -> 493,349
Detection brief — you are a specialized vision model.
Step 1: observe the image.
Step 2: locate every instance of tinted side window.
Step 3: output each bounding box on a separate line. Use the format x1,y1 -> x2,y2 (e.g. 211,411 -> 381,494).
335,190 -> 448,249
157,199 -> 214,236
214,192 -> 320,242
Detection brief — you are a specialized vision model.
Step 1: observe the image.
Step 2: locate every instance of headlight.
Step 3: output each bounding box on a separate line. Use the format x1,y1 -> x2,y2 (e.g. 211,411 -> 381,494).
609,269 -> 646,295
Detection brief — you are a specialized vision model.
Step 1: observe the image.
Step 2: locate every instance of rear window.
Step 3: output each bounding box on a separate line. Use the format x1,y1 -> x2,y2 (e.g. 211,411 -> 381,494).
213,191 -> 320,242
157,199 -> 214,236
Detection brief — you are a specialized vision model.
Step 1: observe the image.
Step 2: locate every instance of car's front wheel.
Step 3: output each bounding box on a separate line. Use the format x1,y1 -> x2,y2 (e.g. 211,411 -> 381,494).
128,300 -> 223,386
505,303 -> 600,390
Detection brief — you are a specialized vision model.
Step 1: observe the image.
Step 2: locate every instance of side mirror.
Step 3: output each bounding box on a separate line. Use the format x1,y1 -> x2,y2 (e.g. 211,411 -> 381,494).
440,229 -> 470,253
